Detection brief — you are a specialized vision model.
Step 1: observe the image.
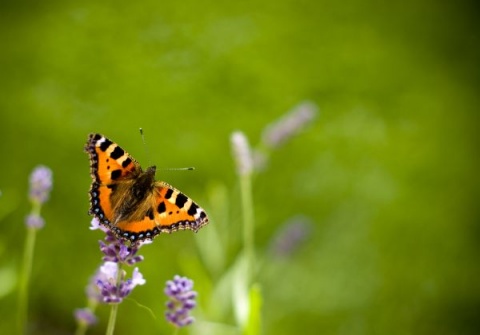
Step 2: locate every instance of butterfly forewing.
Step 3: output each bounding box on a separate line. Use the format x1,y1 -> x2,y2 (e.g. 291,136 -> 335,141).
86,133 -> 140,185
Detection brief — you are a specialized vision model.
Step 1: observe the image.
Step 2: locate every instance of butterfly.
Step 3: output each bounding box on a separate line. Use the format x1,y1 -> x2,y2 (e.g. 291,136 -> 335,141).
85,133 -> 209,243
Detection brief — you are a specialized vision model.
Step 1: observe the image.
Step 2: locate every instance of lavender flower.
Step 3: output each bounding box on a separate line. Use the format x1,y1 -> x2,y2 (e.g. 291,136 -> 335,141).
99,240 -> 144,265
269,215 -> 312,257
25,165 -> 52,229
25,214 -> 45,229
95,262 -> 146,304
85,268 -> 104,303
19,166 -> 53,335
231,131 -> 253,176
165,275 -> 197,327
28,165 -> 53,204
261,101 -> 318,149
90,218 -> 147,266
90,217 -> 109,233
74,307 -> 97,327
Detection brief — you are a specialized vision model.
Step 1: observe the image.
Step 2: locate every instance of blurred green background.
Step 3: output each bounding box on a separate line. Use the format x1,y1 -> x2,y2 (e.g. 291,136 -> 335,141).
1,0 -> 479,334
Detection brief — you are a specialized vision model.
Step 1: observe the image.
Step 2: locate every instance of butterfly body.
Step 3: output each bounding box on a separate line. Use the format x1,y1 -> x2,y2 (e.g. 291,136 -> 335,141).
85,134 -> 208,243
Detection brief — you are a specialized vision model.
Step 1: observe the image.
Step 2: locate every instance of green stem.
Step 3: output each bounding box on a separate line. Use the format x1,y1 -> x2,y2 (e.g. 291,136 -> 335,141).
105,264 -> 123,335
18,227 -> 37,334
105,303 -> 119,335
240,173 -> 255,283
172,327 -> 179,335
74,322 -> 88,335
18,200 -> 41,335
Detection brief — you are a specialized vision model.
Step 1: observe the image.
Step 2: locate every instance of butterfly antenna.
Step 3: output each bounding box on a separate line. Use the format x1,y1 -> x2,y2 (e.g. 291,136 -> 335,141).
161,167 -> 195,171
139,128 -> 152,166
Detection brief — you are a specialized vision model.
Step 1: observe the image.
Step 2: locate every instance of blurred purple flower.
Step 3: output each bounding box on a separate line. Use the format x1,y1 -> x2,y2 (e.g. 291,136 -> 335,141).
28,165 -> 53,204
95,262 -> 145,304
85,268 -> 104,303
25,214 -> 45,229
165,275 -> 197,328
270,215 -> 312,257
262,101 -> 318,149
231,131 -> 253,176
74,307 -> 97,327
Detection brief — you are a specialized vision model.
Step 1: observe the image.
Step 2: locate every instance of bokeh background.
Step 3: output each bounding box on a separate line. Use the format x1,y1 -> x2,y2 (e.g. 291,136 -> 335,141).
1,0 -> 479,334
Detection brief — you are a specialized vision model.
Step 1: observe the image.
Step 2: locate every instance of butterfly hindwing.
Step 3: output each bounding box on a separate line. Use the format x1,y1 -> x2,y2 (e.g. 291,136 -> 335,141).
113,183 -> 208,242
154,182 -> 208,231
85,133 -> 209,243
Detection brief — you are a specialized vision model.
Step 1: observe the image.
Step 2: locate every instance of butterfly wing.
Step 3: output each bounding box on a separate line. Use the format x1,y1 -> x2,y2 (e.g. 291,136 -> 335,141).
85,133 -> 142,226
113,182 -> 209,242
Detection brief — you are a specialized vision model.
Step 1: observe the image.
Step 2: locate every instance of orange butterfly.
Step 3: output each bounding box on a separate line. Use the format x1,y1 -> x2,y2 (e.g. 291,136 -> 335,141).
85,133 -> 209,243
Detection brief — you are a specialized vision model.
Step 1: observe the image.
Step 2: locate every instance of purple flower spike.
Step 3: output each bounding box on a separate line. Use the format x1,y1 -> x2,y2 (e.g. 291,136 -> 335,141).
270,215 -> 312,257
262,101 -> 318,149
28,165 -> 53,204
98,236 -> 144,265
92,218 -> 145,266
94,262 -> 146,304
165,275 -> 197,328
25,214 -> 45,229
74,308 -> 97,326
131,267 -> 146,286
231,131 -> 253,176
86,268 -> 104,303
120,267 -> 146,297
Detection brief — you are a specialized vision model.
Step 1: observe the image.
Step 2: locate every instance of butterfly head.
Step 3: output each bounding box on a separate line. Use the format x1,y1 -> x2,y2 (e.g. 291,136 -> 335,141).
145,165 -> 156,176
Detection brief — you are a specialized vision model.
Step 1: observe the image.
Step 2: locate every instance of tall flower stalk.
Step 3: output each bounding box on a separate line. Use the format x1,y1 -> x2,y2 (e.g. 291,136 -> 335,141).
231,131 -> 259,335
231,132 -> 255,283
229,101 -> 318,335
18,165 -> 53,334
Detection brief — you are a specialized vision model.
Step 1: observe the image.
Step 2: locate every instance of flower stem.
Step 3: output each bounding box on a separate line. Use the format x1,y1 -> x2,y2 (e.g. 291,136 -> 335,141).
74,322 -> 88,335
105,263 -> 123,335
18,227 -> 37,334
105,303 -> 119,335
240,173 -> 255,283
172,327 -> 179,335
18,201 -> 41,334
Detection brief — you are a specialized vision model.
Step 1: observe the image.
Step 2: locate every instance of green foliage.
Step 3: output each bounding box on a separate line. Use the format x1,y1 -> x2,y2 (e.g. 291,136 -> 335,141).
0,0 -> 479,334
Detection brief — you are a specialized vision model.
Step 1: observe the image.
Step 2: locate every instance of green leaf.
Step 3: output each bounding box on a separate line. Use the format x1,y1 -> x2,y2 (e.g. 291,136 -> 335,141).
243,283 -> 262,335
